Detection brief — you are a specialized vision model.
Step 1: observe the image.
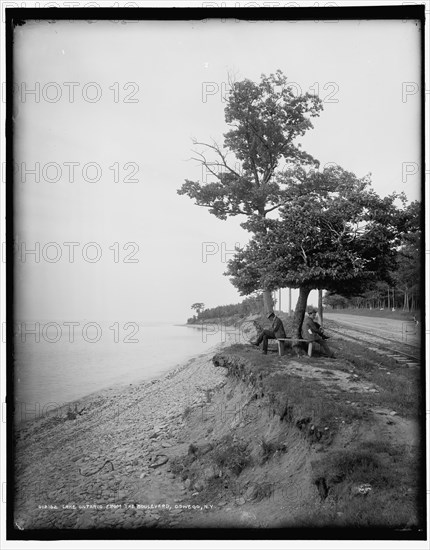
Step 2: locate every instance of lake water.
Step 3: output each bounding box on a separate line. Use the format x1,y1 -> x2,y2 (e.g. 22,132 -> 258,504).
13,321 -> 228,419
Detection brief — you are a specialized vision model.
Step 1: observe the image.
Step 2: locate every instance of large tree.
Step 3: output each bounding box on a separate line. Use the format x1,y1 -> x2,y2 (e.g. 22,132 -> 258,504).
226,165 -> 410,338
178,71 -> 323,313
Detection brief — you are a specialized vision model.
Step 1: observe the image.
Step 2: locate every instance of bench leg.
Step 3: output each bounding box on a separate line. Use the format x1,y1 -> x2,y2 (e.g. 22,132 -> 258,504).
308,342 -> 313,357
278,341 -> 285,357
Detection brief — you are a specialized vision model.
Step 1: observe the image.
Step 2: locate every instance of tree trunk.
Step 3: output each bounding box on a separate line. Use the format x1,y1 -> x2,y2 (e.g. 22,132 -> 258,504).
262,289 -> 274,315
403,288 -> 408,311
260,216 -> 274,316
292,286 -> 311,339
318,289 -> 323,327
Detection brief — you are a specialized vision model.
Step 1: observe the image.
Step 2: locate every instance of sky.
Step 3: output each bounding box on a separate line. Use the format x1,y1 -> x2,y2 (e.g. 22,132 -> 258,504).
13,17 -> 421,323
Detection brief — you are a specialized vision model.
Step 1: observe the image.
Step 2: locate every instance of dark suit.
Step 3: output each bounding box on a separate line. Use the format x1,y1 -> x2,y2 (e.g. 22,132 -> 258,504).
254,315 -> 286,353
302,314 -> 334,357
302,315 -> 321,341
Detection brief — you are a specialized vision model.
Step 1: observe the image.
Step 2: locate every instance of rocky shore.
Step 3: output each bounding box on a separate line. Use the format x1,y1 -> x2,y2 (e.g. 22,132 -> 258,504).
14,341 -> 231,530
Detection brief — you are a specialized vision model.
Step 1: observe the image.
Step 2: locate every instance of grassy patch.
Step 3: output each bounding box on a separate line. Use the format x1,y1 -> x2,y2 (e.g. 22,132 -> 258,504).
225,343 -> 250,354
220,343 -> 372,439
334,337 -> 407,372
313,449 -> 385,488
170,454 -> 195,480
305,441 -> 424,528
264,373 -> 367,429
211,434 -> 252,476
332,338 -> 421,418
296,490 -> 420,528
171,433 -> 256,508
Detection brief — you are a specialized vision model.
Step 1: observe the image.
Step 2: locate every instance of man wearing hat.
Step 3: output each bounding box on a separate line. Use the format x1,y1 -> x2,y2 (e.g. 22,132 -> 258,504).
250,312 -> 286,355
302,306 -> 334,357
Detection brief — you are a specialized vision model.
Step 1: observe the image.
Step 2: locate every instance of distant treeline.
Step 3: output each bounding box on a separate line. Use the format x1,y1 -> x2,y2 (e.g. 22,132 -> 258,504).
187,295 -> 263,324
324,285 -> 419,311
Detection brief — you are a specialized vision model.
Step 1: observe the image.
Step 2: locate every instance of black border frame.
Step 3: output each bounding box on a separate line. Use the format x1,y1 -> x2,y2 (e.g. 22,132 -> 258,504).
5,4 -> 427,542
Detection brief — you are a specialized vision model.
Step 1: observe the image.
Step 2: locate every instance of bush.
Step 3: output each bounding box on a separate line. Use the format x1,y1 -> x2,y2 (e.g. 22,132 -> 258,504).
211,435 -> 252,476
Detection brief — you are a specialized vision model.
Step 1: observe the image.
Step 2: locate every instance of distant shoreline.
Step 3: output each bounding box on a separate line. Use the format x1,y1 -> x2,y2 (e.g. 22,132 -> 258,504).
13,333 -> 235,427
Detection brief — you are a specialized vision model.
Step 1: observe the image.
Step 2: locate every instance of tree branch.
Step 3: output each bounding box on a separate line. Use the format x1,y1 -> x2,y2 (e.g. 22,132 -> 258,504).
244,129 -> 260,187
300,245 -> 308,265
264,203 -> 285,214
192,139 -> 244,180
190,149 -> 221,181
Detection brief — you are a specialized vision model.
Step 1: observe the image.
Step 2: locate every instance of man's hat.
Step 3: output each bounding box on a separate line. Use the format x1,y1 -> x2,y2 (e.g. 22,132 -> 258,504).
267,312 -> 275,318
307,306 -> 317,314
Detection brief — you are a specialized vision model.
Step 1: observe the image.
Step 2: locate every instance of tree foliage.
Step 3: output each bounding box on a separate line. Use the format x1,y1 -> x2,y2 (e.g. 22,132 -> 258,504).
226,165 -> 411,336
178,71 -> 322,228
323,200 -> 421,312
322,293 -> 351,309
178,71 -> 323,313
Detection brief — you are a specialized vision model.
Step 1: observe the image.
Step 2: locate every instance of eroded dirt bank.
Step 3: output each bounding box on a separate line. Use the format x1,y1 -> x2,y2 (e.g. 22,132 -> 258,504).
13,335 -> 423,532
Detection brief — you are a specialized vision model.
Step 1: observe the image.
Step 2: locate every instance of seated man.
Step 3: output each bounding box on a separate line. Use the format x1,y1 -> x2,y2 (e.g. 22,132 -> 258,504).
251,312 -> 286,355
313,310 -> 329,338
302,306 -> 335,358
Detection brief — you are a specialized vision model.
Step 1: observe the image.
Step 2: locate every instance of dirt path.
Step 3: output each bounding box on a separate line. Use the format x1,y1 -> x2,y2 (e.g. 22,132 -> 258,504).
324,312 -> 420,347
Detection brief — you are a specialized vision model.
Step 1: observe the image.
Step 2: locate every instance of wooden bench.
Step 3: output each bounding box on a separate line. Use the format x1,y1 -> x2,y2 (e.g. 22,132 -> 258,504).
276,338 -> 316,357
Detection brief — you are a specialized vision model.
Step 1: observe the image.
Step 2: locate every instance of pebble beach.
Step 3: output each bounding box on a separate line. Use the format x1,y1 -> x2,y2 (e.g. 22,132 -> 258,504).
14,340 -> 231,530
